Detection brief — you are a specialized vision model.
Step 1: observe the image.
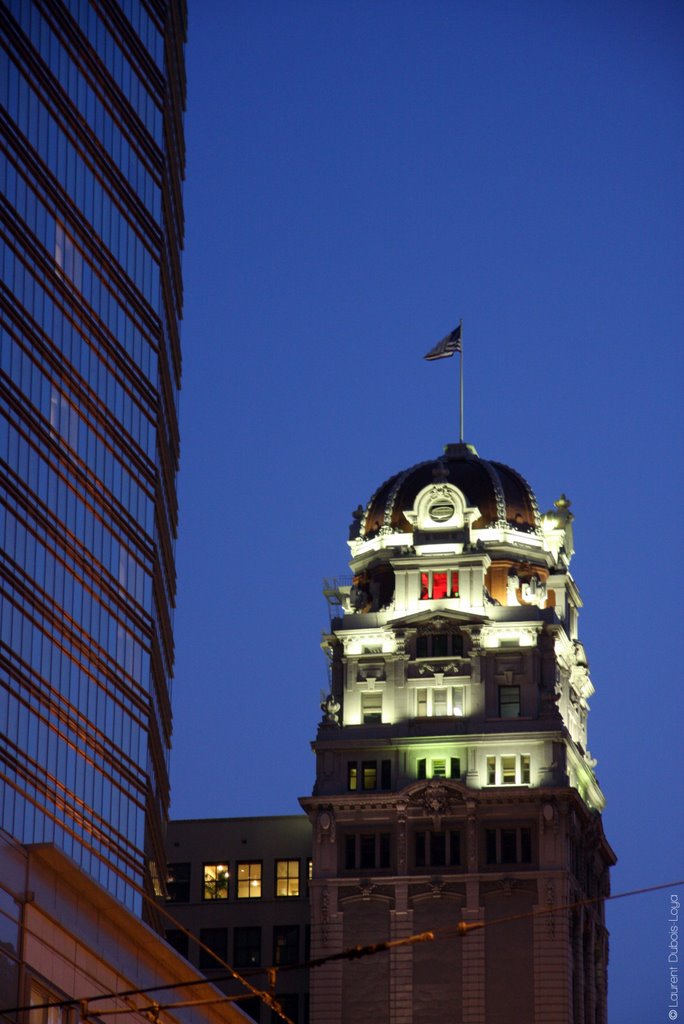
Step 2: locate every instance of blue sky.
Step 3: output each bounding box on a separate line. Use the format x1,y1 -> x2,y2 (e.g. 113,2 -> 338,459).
171,2 -> 684,1019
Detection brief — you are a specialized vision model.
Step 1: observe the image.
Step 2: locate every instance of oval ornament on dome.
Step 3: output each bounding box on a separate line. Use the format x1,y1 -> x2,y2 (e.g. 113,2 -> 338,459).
429,500 -> 455,523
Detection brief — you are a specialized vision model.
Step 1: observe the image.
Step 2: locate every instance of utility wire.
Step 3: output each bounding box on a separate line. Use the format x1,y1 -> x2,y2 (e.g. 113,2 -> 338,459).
3,877 -> 680,1019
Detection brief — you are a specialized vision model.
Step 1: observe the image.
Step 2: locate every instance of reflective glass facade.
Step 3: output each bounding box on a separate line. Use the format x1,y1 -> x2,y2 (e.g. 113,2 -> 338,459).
0,0 -> 186,915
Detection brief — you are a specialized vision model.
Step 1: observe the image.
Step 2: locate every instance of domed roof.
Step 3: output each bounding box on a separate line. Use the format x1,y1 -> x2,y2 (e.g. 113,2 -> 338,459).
359,442 -> 541,539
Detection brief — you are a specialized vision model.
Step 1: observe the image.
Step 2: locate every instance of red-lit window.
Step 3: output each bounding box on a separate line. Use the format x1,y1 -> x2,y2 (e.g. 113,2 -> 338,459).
420,570 -> 459,599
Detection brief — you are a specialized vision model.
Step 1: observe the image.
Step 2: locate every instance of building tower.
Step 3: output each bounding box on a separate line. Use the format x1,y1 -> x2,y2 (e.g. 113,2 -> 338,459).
302,441 -> 615,1023
0,0 -> 186,916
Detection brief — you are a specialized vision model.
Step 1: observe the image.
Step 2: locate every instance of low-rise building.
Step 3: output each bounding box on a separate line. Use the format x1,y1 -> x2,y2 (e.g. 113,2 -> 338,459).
164,816 -> 312,1023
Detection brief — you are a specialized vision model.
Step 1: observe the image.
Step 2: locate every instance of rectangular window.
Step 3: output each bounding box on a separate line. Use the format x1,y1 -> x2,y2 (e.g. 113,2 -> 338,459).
432,634 -> 448,657
501,756 -> 517,785
433,689 -> 447,715
360,834 -> 376,869
485,827 -> 534,866
521,755 -> 531,785
166,863 -> 190,902
379,833 -> 391,868
416,688 -> 428,716
415,831 -> 427,868
420,571 -> 459,600
362,692 -> 382,723
431,758 -> 446,778
381,759 -> 391,789
450,756 -> 461,779
276,859 -> 299,897
165,930 -> 188,958
416,635 -> 429,657
234,927 -> 261,967
203,863 -> 229,900
487,756 -> 496,785
452,687 -> 464,716
452,633 -> 464,656
499,686 -> 521,718
431,831 -> 446,866
362,761 -> 377,790
236,862 -> 262,899
199,927 -> 228,969
449,830 -> 462,866
347,762 -> 358,790
273,925 -> 299,966
485,829 -> 498,865
501,828 -> 517,863
345,835 -> 356,870
417,757 -> 427,780
432,572 -> 448,599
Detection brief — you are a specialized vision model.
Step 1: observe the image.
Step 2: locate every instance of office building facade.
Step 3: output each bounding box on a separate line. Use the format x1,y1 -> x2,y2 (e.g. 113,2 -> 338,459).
0,0 -> 186,914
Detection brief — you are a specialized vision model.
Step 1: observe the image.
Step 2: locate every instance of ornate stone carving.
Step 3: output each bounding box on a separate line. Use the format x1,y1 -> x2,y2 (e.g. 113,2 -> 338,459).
320,693 -> 340,725
316,806 -> 336,844
321,885 -> 330,947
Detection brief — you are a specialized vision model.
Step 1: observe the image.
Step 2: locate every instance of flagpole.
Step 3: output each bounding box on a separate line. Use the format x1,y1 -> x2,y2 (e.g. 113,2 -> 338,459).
459,319 -> 464,442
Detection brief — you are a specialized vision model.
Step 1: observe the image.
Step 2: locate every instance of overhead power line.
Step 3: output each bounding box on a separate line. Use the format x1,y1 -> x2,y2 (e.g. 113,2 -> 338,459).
2,877 -> 680,1022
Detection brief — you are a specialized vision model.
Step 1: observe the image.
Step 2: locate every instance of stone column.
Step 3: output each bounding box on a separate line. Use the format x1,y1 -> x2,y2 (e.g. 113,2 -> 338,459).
389,884 -> 414,1024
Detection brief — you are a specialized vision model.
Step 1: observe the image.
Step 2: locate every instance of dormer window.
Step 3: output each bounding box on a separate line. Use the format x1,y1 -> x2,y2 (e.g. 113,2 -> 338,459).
420,570 -> 459,600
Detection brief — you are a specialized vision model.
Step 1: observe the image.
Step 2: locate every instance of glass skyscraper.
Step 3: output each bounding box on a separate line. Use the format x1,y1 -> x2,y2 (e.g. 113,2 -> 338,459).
0,0 -> 185,916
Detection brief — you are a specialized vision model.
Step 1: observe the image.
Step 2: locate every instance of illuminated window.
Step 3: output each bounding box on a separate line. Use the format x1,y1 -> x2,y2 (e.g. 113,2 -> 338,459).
486,754 -> 529,785
415,687 -> 465,717
362,761 -> 377,790
347,762 -> 358,790
362,692 -> 382,723
273,925 -> 299,966
203,863 -> 229,900
417,756 -> 460,780
499,685 -> 521,718
166,862 -> 190,902
420,570 -> 459,600
485,827 -> 533,865
234,927 -> 261,967
276,859 -> 300,897
237,862 -> 262,899
501,756 -> 517,785
433,689 -> 447,715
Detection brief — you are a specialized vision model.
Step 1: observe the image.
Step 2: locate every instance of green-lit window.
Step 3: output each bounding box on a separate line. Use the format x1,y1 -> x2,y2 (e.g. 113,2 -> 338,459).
202,863 -> 229,900
347,762 -> 358,790
237,862 -> 262,899
276,860 -> 299,897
